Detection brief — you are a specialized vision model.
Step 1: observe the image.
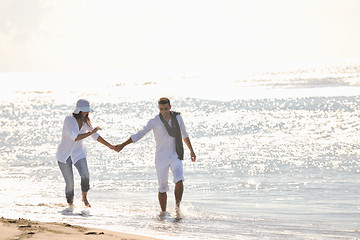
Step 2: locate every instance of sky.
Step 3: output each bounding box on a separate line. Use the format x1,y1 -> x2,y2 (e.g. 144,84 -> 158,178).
1,0 -> 360,73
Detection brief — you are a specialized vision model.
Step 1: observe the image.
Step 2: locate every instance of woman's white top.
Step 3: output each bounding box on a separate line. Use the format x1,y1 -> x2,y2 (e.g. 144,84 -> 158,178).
56,115 -> 100,164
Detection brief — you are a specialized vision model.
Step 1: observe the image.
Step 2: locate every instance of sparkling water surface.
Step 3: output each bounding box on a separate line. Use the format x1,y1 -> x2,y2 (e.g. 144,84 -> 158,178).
0,62 -> 360,239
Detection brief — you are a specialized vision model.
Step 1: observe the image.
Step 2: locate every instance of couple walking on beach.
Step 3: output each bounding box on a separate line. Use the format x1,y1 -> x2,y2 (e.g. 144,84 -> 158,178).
56,97 -> 196,212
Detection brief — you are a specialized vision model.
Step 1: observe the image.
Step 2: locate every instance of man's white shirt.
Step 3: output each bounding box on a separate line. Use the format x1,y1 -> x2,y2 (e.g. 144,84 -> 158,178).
131,114 -> 189,161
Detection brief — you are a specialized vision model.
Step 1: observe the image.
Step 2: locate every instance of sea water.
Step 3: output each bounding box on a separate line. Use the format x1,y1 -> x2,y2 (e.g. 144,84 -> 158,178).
0,60 -> 360,239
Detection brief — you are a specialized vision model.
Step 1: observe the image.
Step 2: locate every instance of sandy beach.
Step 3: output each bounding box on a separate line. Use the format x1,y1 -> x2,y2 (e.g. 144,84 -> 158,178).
0,217 -> 160,240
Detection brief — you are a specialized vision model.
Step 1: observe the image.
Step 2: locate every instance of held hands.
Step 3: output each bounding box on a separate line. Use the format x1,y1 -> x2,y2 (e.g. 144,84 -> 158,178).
109,145 -> 117,151
113,138 -> 132,153
108,144 -> 124,153
108,143 -> 123,153
114,143 -> 125,153
93,127 -> 127,153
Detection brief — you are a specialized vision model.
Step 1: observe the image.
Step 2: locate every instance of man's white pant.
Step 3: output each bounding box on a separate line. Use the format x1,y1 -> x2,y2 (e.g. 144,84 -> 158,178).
155,154 -> 184,193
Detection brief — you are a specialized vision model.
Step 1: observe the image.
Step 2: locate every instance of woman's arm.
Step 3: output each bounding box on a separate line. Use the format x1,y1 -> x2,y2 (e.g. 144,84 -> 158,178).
97,136 -> 116,150
74,126 -> 101,141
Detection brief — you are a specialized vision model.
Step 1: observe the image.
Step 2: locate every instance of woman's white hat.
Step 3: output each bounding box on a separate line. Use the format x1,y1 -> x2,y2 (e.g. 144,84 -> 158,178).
73,99 -> 93,114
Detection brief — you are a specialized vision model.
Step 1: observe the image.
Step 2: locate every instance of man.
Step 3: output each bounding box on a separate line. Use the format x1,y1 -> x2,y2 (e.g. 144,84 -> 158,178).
116,97 -> 196,212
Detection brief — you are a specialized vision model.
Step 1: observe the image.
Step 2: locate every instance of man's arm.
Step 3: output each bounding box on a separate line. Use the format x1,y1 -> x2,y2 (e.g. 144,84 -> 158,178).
116,118 -> 154,152
177,115 -> 195,162
184,137 -> 196,162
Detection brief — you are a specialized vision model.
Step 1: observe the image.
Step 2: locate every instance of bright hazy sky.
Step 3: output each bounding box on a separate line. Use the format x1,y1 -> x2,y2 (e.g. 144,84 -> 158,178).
1,0 -> 360,73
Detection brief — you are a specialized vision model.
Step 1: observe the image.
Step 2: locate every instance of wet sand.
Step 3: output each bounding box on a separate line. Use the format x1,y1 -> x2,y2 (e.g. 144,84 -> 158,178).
0,217 -> 160,240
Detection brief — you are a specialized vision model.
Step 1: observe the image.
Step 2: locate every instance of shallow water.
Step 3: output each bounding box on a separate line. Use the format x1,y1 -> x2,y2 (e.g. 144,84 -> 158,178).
0,62 -> 360,239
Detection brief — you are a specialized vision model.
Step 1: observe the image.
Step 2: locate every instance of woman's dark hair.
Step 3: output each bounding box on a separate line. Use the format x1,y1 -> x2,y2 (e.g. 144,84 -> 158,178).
73,112 -> 91,126
158,97 -> 170,105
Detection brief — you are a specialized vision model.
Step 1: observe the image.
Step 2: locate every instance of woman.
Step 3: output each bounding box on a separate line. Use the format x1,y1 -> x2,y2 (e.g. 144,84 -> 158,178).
56,99 -> 116,209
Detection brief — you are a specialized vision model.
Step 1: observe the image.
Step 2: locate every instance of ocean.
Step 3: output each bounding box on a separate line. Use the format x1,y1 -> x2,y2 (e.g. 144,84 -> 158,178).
0,59 -> 360,239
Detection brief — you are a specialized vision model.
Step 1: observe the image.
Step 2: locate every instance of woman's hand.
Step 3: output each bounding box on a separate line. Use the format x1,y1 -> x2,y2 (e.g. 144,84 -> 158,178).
91,126 -> 102,134
109,145 -> 118,151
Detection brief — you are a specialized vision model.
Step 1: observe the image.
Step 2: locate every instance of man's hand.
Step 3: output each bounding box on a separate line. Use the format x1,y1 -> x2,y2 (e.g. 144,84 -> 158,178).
183,137 -> 196,162
190,151 -> 196,162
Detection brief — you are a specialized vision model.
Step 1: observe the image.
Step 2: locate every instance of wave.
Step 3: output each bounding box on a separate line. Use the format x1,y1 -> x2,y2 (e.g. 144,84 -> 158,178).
234,62 -> 360,88
0,60 -> 360,102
